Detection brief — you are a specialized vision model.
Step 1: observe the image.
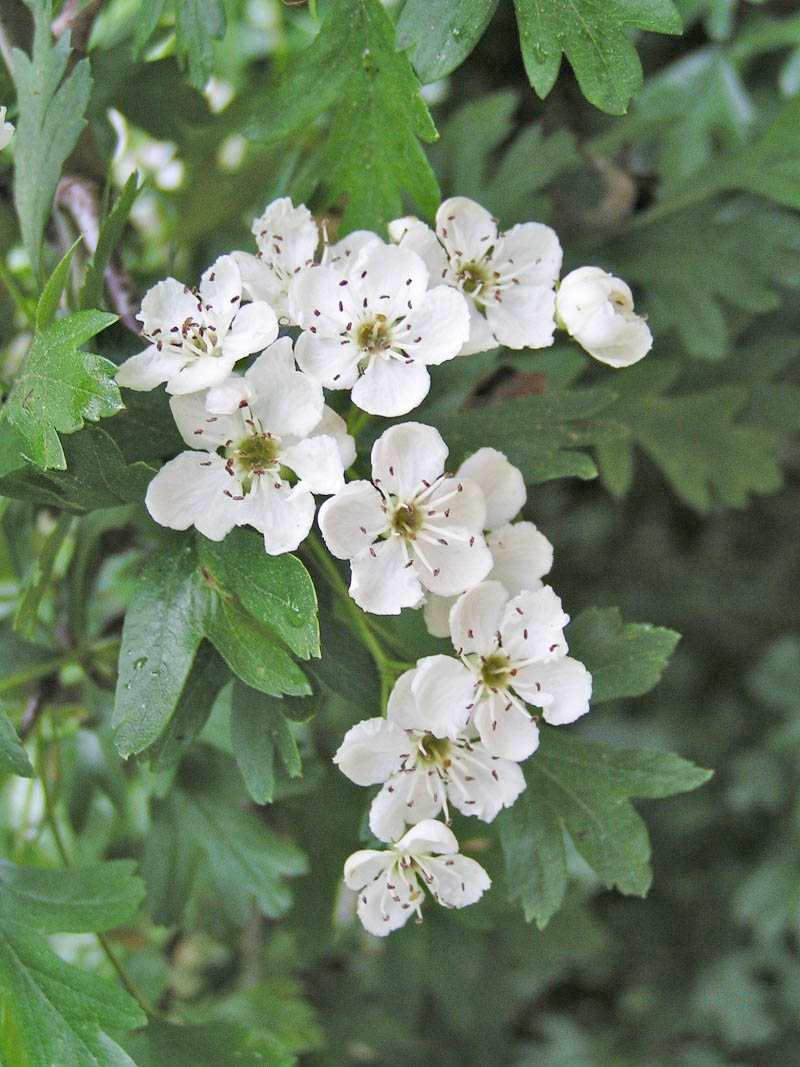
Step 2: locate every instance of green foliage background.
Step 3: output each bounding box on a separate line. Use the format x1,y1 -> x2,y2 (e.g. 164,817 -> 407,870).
0,0 -> 799,1062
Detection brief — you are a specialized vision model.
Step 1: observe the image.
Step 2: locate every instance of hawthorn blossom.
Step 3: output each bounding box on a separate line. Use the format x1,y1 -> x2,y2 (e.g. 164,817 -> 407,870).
334,657 -> 525,840
449,580 -> 591,760
145,338 -> 348,554
555,266 -> 652,367
424,447 -> 554,637
318,423 -> 492,614
389,196 -> 562,355
117,255 -> 277,394
289,241 -> 470,416
344,820 -> 491,936
0,108 -> 14,150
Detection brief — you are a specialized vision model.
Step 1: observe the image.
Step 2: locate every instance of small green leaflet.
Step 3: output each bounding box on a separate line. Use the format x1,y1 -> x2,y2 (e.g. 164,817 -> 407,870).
143,776 -> 308,926
436,388 -> 621,484
499,730 -> 711,927
0,706 -> 33,777
1,310 -> 122,471
249,0 -> 439,233
36,238 -> 83,331
231,682 -> 304,805
113,537 -> 317,757
593,360 -> 783,511
0,860 -> 146,1064
396,0 -> 499,84
12,0 -> 92,281
174,0 -> 227,91
79,174 -> 140,312
512,0 -> 682,115
568,607 -> 680,703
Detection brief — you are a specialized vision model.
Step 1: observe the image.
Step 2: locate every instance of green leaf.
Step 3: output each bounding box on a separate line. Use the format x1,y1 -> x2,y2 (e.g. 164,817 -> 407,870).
0,919 -> 144,1065
435,388 -> 621,484
568,607 -> 680,703
1,310 -> 122,470
249,0 -> 439,233
0,706 -> 33,777
140,1019 -> 282,1066
132,0 -> 166,55
396,0 -> 499,83
12,0 -> 92,280
0,425 -> 157,513
500,729 -> 711,927
231,682 -> 303,805
113,543 -> 205,758
0,859 -> 145,933
79,175 -> 140,312
36,238 -> 83,331
594,360 -> 784,511
0,860 -> 146,1064
197,529 -> 319,659
14,511 -> 73,638
512,0 -> 682,115
174,0 -> 227,91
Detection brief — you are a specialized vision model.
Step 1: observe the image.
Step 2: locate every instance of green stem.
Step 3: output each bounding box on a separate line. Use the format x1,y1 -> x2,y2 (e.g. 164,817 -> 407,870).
36,724 -> 156,1020
303,532 -> 395,708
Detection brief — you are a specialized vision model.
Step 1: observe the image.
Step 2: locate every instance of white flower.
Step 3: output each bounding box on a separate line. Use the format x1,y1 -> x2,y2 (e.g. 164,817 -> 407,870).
334,658 -> 526,841
344,820 -> 491,936
108,108 -> 183,191
117,255 -> 278,394
145,338 -> 348,554
424,447 -> 554,637
389,196 -> 562,355
449,580 -> 591,760
232,197 -> 320,325
0,107 -> 14,150
318,423 -> 493,614
289,241 -> 470,416
555,266 -> 652,368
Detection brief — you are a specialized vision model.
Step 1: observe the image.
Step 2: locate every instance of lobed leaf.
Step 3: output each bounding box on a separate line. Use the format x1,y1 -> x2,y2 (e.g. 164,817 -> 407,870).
396,0 -> 499,83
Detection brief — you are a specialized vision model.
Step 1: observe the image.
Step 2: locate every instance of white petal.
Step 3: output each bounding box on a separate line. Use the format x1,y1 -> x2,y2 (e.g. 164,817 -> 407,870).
244,336 -> 296,384
493,222 -> 562,286
314,406 -> 356,469
199,254 -> 242,336
427,473 -> 487,531
205,374 -> 254,414
349,538 -> 424,614
486,522 -> 553,595
294,332 -> 359,389
333,718 -> 408,786
145,452 -> 242,540
397,818 -> 459,855
248,480 -> 316,555
351,357 -> 431,417
410,655 -> 475,738
448,745 -> 525,821
322,230 -> 382,268
288,265 -> 356,331
170,390 -> 243,449
485,282 -> 557,350
282,434 -> 344,495
138,277 -> 200,336
424,854 -> 491,908
252,197 -> 319,269
413,533 -> 493,597
249,364 -> 324,439
502,586 -> 570,663
386,668 -> 420,729
222,301 -> 279,361
369,770 -> 441,843
343,849 -> 391,891
166,353 -> 237,395
436,197 -> 498,262
397,286 -> 470,366
459,300 -> 499,356
457,447 -> 526,529
356,242 -> 428,321
449,581 -> 509,655
370,422 -> 447,499
230,251 -> 283,306
116,345 -> 186,391
515,656 -> 592,725
556,266 -> 652,367
423,593 -> 457,639
356,867 -> 418,935
318,481 -> 387,559
473,692 -> 540,761
388,215 -> 448,279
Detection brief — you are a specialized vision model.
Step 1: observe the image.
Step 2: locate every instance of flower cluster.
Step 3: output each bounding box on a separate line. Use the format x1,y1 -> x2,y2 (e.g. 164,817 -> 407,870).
118,194 -> 650,933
